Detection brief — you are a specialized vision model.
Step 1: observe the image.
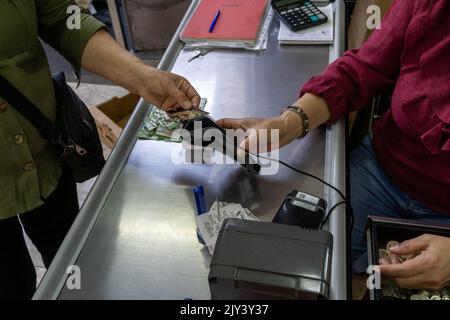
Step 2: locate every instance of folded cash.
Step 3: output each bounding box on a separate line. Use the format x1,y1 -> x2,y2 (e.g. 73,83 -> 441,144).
167,108 -> 209,121
139,98 -> 207,142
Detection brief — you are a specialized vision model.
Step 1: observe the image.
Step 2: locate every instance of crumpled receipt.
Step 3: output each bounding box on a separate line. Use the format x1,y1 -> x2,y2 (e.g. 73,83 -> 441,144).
196,201 -> 259,255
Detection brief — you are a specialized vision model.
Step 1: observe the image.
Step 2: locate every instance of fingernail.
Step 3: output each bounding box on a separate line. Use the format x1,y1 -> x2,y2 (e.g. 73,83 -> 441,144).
390,245 -> 399,251
183,101 -> 192,109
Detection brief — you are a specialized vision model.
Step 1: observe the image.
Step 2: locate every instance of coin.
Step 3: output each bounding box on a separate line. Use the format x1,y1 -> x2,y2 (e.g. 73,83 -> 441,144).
392,287 -> 408,299
410,294 -> 430,300
429,289 -> 441,296
382,286 -> 395,298
386,240 -> 400,251
379,249 -> 390,260
417,290 -> 430,298
440,288 -> 449,296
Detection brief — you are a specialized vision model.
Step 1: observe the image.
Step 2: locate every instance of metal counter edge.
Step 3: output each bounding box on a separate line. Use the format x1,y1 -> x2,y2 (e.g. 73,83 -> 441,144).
323,0 -> 347,300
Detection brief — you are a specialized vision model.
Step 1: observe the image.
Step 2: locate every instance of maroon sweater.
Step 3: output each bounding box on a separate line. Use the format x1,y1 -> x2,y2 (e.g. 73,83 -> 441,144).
301,0 -> 450,214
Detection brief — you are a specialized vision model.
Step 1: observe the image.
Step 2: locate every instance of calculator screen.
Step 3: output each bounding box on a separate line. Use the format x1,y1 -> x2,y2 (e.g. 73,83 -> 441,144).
273,0 -> 302,8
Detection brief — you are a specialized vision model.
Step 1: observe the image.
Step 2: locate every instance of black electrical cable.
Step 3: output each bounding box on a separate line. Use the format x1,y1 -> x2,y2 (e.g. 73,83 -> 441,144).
320,201 -> 346,229
247,151 -> 346,201
277,159 -> 346,201
245,150 -> 354,231
276,160 -> 354,231
277,158 -> 355,231
236,144 -> 353,230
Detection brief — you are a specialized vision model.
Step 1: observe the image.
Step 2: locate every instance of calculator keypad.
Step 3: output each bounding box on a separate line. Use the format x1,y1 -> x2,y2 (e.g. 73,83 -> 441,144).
278,1 -> 327,31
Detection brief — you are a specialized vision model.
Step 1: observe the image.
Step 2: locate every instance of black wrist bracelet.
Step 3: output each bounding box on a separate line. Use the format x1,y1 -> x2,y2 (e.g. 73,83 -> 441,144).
283,105 -> 309,138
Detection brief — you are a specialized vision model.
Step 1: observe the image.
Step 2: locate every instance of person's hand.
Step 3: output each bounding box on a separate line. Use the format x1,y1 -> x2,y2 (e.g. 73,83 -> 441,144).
217,111 -> 304,154
136,67 -> 200,111
81,30 -> 200,110
379,234 -> 450,289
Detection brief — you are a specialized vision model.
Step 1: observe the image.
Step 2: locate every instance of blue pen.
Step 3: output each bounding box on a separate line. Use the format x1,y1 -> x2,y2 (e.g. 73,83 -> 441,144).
208,9 -> 221,33
193,185 -> 207,214
193,185 -> 207,244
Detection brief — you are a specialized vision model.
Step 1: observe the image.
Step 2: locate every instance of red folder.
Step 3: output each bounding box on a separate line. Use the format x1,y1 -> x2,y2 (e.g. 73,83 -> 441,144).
181,0 -> 268,43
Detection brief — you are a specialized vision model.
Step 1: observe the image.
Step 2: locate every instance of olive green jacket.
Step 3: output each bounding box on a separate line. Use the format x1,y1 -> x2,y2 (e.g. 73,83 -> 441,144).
0,0 -> 104,219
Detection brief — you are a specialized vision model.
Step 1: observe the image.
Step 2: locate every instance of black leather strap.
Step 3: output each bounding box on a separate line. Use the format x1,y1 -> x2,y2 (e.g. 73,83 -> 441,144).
0,74 -> 59,141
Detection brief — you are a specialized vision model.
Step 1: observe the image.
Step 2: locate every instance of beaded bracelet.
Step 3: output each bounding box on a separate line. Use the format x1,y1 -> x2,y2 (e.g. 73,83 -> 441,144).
283,105 -> 310,138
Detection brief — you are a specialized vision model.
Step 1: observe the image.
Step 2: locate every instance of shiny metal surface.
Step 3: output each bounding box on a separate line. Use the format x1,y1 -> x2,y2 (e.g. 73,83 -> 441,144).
36,0 -> 348,300
61,21 -> 328,302
325,0 -> 348,300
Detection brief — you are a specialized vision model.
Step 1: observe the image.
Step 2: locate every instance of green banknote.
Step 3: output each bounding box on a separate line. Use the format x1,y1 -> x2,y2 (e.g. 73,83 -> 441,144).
139,98 -> 207,142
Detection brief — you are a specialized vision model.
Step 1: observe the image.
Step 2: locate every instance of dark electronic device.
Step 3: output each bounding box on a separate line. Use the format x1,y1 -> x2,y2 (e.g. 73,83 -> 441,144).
209,219 -> 333,300
182,114 -> 261,175
366,216 -> 450,300
271,0 -> 328,31
272,190 -> 327,229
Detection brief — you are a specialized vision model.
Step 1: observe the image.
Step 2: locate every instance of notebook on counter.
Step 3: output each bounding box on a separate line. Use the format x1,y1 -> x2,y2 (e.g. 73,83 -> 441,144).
180,0 -> 269,45
278,4 -> 334,45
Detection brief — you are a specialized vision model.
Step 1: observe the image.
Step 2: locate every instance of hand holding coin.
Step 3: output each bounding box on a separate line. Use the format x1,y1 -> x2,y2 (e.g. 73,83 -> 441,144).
379,234 -> 450,289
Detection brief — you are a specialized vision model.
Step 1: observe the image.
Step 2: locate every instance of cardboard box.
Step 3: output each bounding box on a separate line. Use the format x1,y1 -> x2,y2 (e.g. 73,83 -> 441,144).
348,0 -> 393,50
89,94 -> 140,149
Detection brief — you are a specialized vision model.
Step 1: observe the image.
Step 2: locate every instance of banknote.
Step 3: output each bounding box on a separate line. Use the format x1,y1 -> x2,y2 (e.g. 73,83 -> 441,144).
139,98 -> 207,142
166,108 -> 209,121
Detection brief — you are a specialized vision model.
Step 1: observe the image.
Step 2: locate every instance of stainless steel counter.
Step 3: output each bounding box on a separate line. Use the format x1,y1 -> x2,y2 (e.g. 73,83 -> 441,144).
34,0 -> 348,300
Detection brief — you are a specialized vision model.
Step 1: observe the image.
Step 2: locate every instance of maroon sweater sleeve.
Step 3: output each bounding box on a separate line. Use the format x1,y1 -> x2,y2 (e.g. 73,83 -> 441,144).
300,0 -> 415,123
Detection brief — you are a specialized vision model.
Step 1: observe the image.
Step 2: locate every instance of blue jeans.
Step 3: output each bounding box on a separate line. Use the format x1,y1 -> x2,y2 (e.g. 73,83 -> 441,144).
350,134 -> 450,274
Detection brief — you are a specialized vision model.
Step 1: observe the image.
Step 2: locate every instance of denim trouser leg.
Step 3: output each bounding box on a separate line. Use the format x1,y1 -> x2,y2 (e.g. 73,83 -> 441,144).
350,135 -> 450,274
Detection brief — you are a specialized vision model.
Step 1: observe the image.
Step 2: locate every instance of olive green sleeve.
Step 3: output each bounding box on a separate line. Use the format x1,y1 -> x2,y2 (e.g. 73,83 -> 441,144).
36,0 -> 106,71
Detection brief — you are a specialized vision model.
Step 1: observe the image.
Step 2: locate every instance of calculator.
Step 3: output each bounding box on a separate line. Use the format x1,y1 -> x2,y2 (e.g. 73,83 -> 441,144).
271,0 -> 328,31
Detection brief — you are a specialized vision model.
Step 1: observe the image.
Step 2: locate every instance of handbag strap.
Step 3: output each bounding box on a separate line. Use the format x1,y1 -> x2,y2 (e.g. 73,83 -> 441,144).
0,73 -> 59,141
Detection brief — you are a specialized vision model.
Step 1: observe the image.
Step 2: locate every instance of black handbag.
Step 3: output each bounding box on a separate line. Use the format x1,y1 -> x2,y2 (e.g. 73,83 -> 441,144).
0,72 -> 105,183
